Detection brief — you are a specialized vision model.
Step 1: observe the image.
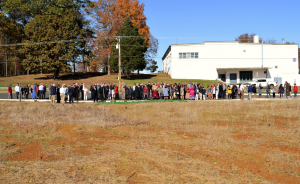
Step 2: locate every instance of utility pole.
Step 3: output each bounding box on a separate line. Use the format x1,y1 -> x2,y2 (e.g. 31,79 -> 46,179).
118,37 -> 121,92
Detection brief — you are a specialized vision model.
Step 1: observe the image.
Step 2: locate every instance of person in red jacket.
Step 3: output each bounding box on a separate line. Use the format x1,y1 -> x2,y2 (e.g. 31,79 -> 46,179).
152,87 -> 159,100
114,85 -> 119,100
8,84 -> 12,99
143,85 -> 148,100
294,83 -> 298,98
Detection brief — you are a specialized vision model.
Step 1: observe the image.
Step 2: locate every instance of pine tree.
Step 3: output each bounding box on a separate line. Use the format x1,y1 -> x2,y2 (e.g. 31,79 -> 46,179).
2,0 -> 93,78
110,18 -> 147,77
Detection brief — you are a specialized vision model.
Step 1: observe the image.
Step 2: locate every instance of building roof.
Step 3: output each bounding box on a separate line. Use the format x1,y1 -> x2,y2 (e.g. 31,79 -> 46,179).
162,46 -> 171,60
162,41 -> 298,60
216,67 -> 272,70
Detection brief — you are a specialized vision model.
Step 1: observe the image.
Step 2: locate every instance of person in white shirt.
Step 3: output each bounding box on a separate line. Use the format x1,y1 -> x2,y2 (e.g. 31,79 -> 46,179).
60,84 -> 67,103
15,83 -> 20,99
39,83 -> 44,99
84,87 -> 88,101
240,83 -> 245,100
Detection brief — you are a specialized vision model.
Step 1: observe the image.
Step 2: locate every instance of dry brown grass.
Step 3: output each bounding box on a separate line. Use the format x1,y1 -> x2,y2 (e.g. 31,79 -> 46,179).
0,100 -> 300,183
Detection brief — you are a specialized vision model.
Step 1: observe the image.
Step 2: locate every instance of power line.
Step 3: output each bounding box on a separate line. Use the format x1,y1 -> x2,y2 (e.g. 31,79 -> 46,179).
0,36 -> 148,47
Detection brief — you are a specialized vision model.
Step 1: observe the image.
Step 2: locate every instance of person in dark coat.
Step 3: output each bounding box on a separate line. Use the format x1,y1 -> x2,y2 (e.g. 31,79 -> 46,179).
218,84 -> 223,100
232,83 -> 237,99
92,85 -> 98,102
56,84 -> 61,103
139,84 -> 144,99
68,85 -> 75,103
135,84 -> 140,100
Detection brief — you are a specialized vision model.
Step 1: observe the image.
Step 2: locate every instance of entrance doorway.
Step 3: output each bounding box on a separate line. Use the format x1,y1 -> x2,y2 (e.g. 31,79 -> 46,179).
240,71 -> 253,83
218,74 -> 226,82
230,73 -> 237,84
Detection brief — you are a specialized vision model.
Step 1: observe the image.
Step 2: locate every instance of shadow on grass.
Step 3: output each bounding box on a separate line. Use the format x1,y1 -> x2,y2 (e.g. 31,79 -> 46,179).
34,72 -> 108,80
121,74 -> 157,80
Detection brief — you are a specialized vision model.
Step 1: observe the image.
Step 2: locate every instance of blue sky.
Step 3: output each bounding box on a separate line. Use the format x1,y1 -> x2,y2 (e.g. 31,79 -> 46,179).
139,0 -> 300,72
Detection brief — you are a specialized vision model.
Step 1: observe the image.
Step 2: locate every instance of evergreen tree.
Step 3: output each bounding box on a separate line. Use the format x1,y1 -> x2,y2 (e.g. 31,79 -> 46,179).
1,0 -> 93,78
110,18 -> 147,76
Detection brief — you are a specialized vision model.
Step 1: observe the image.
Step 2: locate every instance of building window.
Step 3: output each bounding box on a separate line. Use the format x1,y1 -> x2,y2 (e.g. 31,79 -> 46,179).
179,52 -> 198,59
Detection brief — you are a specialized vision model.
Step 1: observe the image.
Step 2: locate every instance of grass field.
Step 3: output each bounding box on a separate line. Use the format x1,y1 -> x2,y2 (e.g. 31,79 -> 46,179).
0,72 -> 219,89
0,100 -> 300,183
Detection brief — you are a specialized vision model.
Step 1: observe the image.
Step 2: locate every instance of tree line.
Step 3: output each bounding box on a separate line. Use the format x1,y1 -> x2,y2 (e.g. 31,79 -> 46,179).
0,0 -> 158,78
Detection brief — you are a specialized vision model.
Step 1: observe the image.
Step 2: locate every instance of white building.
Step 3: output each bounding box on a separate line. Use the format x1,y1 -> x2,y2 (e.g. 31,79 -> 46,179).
162,36 -> 299,85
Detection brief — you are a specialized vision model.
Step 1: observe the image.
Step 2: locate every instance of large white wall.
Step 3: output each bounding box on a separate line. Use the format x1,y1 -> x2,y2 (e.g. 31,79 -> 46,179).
162,41 -> 299,84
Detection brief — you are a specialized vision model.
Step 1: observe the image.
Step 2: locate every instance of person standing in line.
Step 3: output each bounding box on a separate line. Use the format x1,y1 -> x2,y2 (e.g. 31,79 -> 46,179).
199,84 -> 203,100
36,85 -> 39,99
183,82 -> 187,100
15,83 -> 20,99
232,83 -> 237,99
218,83 -> 223,100
222,82 -> 226,99
43,83 -> 46,99
143,85 -> 148,100
202,87 -> 206,100
227,85 -> 232,100
50,84 -> 57,104
30,85 -> 34,99
207,85 -> 212,100
60,84 -> 66,103
83,87 -> 88,101
279,84 -> 284,99
272,86 -> 276,98
293,83 -> 298,98
114,85 -> 119,100
39,83 -> 44,99
33,83 -> 37,101
185,85 -> 190,100
68,84 -> 75,103
56,84 -> 61,103
147,82 -> 151,100
163,84 -> 170,100
215,82 -> 220,100
259,84 -> 263,98
25,85 -> 29,99
92,85 -> 98,102
286,82 -> 291,98
284,82 -> 287,98
195,84 -> 199,100
212,84 -> 216,100
253,84 -> 257,99
240,83 -> 245,100
266,83 -> 271,98
248,84 -> 253,100
180,84 -> 184,100
189,85 -> 195,100
80,83 -> 84,100
8,84 -> 12,99
139,83 -> 144,100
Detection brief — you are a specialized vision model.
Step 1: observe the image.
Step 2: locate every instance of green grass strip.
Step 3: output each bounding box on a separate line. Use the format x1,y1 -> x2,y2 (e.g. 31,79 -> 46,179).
97,100 -> 188,105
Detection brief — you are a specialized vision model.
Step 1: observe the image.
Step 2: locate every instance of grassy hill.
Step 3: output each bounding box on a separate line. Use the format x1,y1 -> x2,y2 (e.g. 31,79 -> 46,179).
0,72 -> 219,88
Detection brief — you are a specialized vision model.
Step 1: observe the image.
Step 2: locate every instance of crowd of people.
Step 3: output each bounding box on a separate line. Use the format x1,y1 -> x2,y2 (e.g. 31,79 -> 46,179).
7,81 -> 299,103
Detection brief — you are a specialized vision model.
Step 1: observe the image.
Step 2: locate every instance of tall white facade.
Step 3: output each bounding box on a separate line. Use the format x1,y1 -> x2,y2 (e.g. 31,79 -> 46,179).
162,38 -> 299,85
